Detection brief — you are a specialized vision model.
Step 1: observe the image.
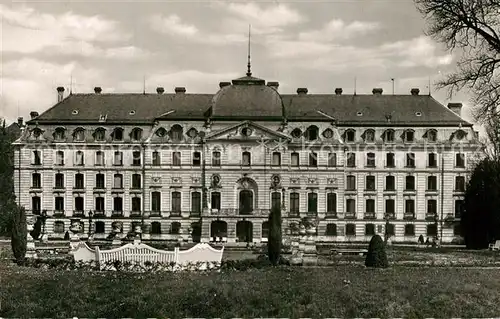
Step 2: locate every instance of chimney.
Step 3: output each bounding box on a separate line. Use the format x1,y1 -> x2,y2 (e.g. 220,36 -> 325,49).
219,82 -> 231,88
448,102 -> 463,117
411,88 -> 420,96
335,88 -> 343,95
175,87 -> 186,94
297,88 -> 308,95
30,111 -> 39,120
57,86 -> 65,103
267,81 -> 279,90
17,117 -> 23,127
372,88 -> 383,95
156,87 -> 165,94
94,87 -> 102,94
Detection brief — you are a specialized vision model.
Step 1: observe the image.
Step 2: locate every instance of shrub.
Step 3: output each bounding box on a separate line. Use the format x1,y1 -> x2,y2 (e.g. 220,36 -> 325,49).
11,205 -> 27,264
267,206 -> 282,266
365,235 -> 389,268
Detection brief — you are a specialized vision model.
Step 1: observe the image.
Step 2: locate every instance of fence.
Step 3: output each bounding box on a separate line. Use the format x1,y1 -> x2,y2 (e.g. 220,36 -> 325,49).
71,241 -> 224,266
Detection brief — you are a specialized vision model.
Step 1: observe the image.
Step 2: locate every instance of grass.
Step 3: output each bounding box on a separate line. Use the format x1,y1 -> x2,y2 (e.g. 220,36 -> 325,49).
1,261 -> 500,318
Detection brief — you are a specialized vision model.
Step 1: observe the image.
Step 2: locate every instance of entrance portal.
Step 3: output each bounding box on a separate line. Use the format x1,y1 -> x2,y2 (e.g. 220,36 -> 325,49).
236,220 -> 253,243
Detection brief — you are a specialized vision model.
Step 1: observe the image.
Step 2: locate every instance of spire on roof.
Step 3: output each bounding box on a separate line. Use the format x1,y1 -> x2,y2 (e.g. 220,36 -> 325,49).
246,24 -> 252,77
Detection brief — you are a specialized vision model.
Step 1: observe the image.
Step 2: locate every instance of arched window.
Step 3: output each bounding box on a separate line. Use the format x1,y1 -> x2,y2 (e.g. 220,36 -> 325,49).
364,129 -> 375,142
170,222 -> 181,234
403,129 -> 415,143
426,129 -> 437,142
112,128 -> 124,141
54,127 -> 66,141
304,126 -> 319,141
170,125 -> 184,142
130,128 -> 143,141
383,129 -> 395,143
344,129 -> 355,143
151,222 -> 162,235
94,128 -> 106,141
73,128 -> 85,142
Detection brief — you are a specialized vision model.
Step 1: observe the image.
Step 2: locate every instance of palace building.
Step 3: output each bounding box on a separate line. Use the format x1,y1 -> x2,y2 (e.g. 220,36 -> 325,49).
13,66 -> 479,244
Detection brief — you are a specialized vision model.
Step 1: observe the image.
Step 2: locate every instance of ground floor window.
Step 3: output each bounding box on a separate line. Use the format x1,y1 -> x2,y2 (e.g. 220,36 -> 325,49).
346,223 -> 356,236
404,224 -> 415,236
365,224 -> 375,236
95,221 -> 105,233
53,221 -> 64,233
326,223 -> 337,236
151,222 -> 161,234
427,224 -> 438,237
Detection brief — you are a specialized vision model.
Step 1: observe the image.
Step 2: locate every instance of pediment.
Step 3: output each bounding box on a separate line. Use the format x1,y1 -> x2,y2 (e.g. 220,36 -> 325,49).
205,121 -> 290,142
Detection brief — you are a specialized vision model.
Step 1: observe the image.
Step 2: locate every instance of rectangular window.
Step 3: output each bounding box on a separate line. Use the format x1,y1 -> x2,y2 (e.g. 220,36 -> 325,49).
346,223 -> 356,236
405,199 -> 415,214
192,152 -> 201,166
455,176 -> 465,191
152,151 -> 160,166
365,224 -> 375,235
405,176 -> 415,190
132,151 -> 141,166
427,176 -> 437,191
385,199 -> 395,213
386,176 -> 395,191
327,193 -> 337,213
212,151 -> 221,166
95,174 -> 105,189
95,151 -> 104,166
272,152 -> 281,166
95,197 -> 105,212
309,152 -> 317,167
307,193 -> 318,213
75,151 -> 84,166
242,152 -> 251,166
75,174 -> 84,189
346,198 -> 356,214
456,153 -> 465,168
32,173 -> 41,188
132,197 -> 141,212
151,192 -> 161,212
211,192 -> 221,210
328,153 -> 337,167
366,153 -> 376,167
271,192 -> 281,211
56,151 -> 64,165
114,151 -> 123,166
386,153 -> 395,168
427,199 -> 437,214
191,192 -> 201,213
428,153 -> 437,167
171,192 -> 181,213
346,152 -> 356,167
113,197 -> 123,212
346,175 -> 356,191
55,173 -> 64,189
406,153 -> 415,167
404,224 -> 415,236
366,199 -> 375,213
291,153 -> 299,167
75,197 -> 84,212
31,196 -> 41,214
365,176 -> 376,191
113,174 -> 123,189
33,151 -> 41,165
455,200 -> 464,218
172,152 -> 181,166
55,197 -> 64,211
132,174 -> 141,189
290,192 -> 299,214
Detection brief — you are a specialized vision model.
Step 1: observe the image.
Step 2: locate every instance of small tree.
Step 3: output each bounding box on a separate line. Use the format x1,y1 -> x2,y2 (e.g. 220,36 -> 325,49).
267,206 -> 282,266
365,235 -> 389,268
11,205 -> 27,264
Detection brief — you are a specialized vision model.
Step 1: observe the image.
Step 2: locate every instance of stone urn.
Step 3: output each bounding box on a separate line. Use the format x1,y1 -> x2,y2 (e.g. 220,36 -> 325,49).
112,222 -> 123,234
69,220 -> 82,240
134,225 -> 142,235
306,227 -> 317,236
299,224 -> 306,236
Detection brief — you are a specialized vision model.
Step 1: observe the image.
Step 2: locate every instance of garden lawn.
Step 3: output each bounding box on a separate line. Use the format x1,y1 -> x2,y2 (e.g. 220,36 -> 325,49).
1,262 -> 500,318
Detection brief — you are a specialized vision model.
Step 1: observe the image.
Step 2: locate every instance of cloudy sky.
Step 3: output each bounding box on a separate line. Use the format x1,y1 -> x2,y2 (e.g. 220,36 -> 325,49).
0,0 -> 474,126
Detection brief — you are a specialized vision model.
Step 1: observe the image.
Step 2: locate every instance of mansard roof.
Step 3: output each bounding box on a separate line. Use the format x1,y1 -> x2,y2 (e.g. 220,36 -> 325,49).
30,84 -> 471,126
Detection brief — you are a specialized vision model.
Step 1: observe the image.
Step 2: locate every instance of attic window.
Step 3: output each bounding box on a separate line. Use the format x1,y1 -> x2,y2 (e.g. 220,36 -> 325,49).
356,112 -> 363,116
129,110 -> 136,115
32,128 -> 43,139
155,128 -> 167,137
72,110 -> 79,115
322,128 -> 334,139
187,128 -> 198,138
291,128 -> 302,138
131,128 -> 143,141
415,112 -> 422,117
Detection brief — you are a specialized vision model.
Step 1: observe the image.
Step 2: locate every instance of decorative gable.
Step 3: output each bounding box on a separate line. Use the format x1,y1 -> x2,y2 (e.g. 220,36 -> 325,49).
206,120 -> 290,142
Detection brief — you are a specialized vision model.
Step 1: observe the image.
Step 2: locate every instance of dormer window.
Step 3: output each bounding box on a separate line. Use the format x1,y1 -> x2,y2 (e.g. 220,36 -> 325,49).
170,124 -> 183,142
344,129 -> 355,143
364,129 -> 375,143
54,127 -> 66,141
454,129 -> 467,140
426,129 -> 437,142
304,126 -> 319,141
32,128 -> 43,140
112,128 -> 124,141
291,128 -> 302,139
130,128 -> 143,141
94,128 -> 106,142
187,128 -> 198,138
384,129 -> 395,143
73,128 -> 85,142
403,130 -> 415,143
322,128 -> 334,139
155,128 -> 167,137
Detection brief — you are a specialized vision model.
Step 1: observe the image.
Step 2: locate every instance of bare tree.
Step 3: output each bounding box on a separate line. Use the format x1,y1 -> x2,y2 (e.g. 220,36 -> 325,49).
415,0 -> 500,123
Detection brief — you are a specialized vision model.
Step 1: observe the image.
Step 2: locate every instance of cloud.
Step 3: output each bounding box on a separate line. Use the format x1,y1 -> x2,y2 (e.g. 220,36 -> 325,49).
298,19 -> 380,42
224,2 -> 304,29
150,14 -> 199,36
